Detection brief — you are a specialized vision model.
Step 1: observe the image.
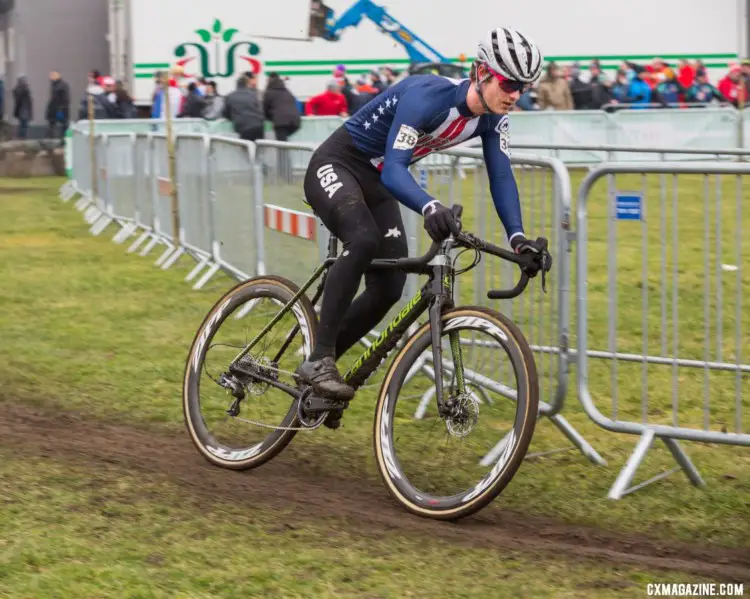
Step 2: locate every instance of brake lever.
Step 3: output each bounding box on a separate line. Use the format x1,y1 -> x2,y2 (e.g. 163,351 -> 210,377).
539,249 -> 552,293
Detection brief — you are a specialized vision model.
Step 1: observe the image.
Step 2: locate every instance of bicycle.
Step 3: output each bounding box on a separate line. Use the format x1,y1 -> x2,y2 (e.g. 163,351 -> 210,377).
183,205 -> 548,521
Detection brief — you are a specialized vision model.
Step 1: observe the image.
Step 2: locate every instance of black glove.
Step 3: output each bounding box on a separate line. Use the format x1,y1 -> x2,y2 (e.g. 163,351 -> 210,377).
510,235 -> 553,278
422,200 -> 460,243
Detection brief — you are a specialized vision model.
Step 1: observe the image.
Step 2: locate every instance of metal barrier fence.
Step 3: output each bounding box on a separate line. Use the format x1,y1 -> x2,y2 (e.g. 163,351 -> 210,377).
577,162 -> 749,498
508,143 -> 750,166
63,108 -> 750,181
60,130 -> 749,499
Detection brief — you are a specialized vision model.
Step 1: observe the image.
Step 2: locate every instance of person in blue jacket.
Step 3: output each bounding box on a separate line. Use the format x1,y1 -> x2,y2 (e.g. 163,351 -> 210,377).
626,65 -> 652,108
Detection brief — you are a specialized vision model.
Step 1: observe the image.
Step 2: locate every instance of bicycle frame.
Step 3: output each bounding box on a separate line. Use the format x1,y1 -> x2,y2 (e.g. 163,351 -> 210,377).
229,235 -> 466,411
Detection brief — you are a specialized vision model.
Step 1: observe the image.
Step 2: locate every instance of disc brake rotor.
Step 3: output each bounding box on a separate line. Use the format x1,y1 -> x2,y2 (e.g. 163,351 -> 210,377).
445,393 -> 480,438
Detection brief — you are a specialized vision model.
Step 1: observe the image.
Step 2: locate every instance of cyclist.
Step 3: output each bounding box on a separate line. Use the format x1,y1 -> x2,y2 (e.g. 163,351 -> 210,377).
296,27 -> 553,420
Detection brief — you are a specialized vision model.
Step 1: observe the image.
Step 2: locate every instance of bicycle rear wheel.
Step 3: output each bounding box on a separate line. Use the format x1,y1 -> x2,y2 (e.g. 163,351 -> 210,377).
183,275 -> 318,470
373,306 -> 539,520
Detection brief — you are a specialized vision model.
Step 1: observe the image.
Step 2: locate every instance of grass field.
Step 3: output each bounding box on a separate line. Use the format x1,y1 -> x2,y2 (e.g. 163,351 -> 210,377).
0,176 -> 748,597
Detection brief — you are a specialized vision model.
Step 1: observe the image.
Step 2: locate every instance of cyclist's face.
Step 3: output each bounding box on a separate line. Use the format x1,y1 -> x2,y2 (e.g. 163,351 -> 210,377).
480,65 -> 523,113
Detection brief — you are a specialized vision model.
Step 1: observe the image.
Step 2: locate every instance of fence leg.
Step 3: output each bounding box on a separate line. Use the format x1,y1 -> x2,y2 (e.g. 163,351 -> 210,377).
161,246 -> 185,269
155,245 -> 176,267
545,413 -> 607,466
185,255 -> 211,282
90,215 -> 113,236
75,194 -> 92,212
193,262 -> 221,290
59,182 -> 77,202
139,235 -> 161,257
83,206 -> 101,224
663,438 -> 705,487
607,430 -> 706,500
113,222 -> 138,244
608,429 -> 656,499
127,231 -> 151,254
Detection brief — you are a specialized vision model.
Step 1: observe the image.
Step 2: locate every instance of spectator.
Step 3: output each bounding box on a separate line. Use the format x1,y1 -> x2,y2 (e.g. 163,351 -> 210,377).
262,72 -> 301,141
223,74 -> 264,142
202,81 -> 225,120
348,76 -> 379,113
151,71 -> 183,119
114,80 -> 136,118
718,65 -> 747,107
305,79 -> 348,116
78,74 -> 117,120
369,70 -> 385,94
655,67 -> 685,106
741,59 -> 750,96
565,62 -> 592,109
626,65 -> 653,108
242,71 -> 260,89
621,60 -> 637,83
686,68 -> 728,104
588,61 -> 613,109
381,67 -> 398,89
179,81 -> 207,118
101,76 -> 117,105
537,62 -> 574,110
587,60 -> 607,83
12,75 -> 32,139
515,87 -> 539,111
678,59 -> 696,91
648,57 -> 668,88
610,70 -> 630,104
46,71 -> 70,138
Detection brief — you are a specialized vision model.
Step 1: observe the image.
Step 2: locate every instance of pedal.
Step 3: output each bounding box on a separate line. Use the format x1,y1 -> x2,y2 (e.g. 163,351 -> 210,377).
300,392 -> 349,415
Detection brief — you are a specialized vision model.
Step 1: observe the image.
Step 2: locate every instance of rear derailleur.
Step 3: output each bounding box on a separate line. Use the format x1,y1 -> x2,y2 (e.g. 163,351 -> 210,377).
218,355 -> 279,416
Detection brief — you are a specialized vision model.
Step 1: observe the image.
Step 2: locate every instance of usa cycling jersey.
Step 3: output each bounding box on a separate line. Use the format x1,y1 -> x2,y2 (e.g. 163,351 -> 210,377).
344,74 -> 523,239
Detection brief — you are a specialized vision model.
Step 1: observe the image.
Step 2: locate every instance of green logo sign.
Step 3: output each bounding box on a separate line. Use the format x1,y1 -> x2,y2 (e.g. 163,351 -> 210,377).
175,19 -> 261,78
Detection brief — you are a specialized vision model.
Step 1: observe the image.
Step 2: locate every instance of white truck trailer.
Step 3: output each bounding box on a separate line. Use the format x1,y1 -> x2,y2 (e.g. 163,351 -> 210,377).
108,0 -> 744,106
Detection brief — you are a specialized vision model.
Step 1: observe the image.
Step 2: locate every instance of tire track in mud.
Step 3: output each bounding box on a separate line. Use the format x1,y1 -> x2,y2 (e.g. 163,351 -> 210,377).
2,402 -> 749,582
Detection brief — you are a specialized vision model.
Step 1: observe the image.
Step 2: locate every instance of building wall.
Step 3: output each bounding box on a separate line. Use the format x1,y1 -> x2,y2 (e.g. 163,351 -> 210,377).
2,0 -> 109,124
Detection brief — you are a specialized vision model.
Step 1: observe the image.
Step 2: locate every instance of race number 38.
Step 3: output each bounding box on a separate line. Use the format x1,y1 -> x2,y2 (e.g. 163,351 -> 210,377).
393,124 -> 419,150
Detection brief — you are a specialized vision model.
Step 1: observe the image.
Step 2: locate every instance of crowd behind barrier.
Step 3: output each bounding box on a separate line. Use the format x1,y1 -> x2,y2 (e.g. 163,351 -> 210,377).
58,123 -> 748,502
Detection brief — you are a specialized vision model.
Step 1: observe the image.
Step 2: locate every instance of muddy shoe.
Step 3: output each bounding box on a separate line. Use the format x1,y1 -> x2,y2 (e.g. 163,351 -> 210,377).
295,357 -> 354,402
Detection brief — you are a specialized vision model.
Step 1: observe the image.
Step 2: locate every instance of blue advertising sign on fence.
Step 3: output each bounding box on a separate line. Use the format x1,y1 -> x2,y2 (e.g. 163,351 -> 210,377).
615,193 -> 642,221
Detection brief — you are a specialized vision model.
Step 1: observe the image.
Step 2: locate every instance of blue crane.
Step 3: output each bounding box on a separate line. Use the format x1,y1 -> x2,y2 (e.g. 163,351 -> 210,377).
310,0 -> 467,77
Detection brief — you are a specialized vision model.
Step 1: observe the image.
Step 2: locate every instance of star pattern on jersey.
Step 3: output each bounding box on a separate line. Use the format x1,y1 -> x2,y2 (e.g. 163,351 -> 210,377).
362,94 -> 399,130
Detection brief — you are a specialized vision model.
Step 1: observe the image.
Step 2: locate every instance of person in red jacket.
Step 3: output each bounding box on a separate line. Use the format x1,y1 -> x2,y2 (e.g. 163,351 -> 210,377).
305,80 -> 349,117
677,59 -> 695,102
718,65 -> 747,107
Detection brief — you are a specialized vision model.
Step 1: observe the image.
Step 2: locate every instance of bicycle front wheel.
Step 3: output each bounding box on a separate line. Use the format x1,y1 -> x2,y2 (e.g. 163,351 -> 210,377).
373,306 -> 539,521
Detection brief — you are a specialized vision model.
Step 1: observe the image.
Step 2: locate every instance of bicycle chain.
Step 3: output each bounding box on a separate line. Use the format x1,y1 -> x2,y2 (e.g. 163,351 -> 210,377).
232,414 -> 326,432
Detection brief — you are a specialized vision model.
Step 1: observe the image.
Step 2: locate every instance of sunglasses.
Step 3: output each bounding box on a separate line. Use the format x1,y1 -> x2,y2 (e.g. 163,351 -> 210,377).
486,66 -> 529,94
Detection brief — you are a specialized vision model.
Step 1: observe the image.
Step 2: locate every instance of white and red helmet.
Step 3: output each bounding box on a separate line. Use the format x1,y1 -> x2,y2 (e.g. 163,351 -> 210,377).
476,27 -> 543,84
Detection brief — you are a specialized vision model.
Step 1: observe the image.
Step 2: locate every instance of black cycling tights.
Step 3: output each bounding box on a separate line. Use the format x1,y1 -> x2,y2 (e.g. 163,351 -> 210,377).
303,160 -> 408,362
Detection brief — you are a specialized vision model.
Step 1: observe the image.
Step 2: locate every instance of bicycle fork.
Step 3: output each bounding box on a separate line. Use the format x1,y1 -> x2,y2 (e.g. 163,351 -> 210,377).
428,273 -> 466,415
